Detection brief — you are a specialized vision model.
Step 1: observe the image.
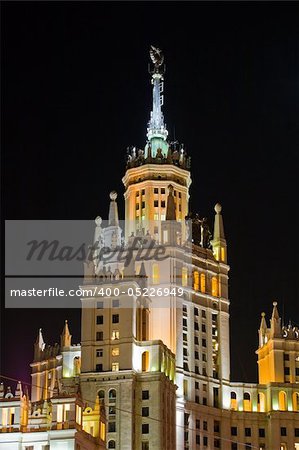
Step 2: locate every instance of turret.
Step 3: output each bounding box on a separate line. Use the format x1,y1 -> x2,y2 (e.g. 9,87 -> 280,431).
103,191 -> 122,249
270,301 -> 282,338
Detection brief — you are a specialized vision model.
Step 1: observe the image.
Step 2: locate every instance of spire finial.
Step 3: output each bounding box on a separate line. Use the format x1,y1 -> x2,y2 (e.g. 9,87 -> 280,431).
61,320 -> 72,348
147,46 -> 168,141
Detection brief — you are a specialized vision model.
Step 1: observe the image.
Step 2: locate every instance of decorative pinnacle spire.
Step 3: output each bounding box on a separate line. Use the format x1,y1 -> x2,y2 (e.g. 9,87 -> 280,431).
147,46 -> 168,141
108,191 -> 119,226
61,320 -> 72,348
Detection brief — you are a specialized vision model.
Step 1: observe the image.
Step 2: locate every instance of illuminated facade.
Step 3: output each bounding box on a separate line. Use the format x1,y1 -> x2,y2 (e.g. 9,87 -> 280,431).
1,47 -> 299,450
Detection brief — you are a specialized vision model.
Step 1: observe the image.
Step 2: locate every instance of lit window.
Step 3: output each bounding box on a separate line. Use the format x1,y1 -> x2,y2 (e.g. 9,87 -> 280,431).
112,362 -> 119,372
111,330 -> 119,340
112,348 -> 119,356
200,274 -> 206,293
161,214 -> 165,221
141,215 -> 145,221
211,276 -> 218,297
154,214 -> 159,220
193,271 -> 199,291
182,267 -> 188,287
152,263 -> 160,284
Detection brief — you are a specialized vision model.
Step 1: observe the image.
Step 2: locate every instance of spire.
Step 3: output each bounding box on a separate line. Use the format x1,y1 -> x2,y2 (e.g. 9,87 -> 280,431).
211,203 -> 227,263
258,312 -> 268,347
166,184 -> 176,220
270,301 -> 282,338
147,46 -> 168,142
34,328 -> 45,361
60,320 -> 72,348
108,191 -> 119,226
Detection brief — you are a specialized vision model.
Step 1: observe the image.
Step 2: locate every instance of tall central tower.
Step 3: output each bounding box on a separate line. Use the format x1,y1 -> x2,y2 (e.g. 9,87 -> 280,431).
123,46 -> 191,242
80,46 -> 230,450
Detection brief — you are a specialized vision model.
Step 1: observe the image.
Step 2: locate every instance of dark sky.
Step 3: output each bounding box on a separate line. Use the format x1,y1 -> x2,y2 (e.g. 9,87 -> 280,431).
1,2 -> 299,385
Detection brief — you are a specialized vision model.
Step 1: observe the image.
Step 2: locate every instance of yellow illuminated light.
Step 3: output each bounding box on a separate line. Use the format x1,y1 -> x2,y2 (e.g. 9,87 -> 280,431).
112,348 -> 119,356
182,267 -> 188,287
200,273 -> 206,293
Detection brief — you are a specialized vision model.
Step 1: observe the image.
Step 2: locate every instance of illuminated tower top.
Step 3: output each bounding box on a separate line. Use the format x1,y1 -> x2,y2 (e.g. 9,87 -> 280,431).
126,46 -> 191,169
147,45 -> 168,142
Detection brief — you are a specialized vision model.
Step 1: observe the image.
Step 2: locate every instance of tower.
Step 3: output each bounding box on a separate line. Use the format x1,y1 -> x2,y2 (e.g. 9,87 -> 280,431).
80,46 -> 231,450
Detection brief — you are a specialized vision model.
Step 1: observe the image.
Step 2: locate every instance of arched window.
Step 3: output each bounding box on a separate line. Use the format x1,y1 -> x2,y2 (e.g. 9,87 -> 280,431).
152,264 -> 160,285
73,356 -> 81,376
182,267 -> 188,287
200,273 -> 206,293
258,392 -> 266,412
230,391 -> 237,410
109,389 -> 117,402
279,391 -> 287,411
243,392 -> 251,411
193,271 -> 199,291
108,440 -> 116,449
98,390 -> 105,401
142,351 -> 149,372
211,276 -> 218,297
293,392 -> 299,412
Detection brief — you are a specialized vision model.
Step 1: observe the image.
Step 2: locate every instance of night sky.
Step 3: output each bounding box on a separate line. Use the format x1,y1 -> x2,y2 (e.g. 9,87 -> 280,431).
2,2 -> 299,385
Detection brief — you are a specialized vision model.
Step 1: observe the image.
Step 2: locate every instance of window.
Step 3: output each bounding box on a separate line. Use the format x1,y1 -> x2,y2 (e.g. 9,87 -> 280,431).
296,368 -> 299,376
245,428 -> 251,437
202,324 -> 206,333
214,421 -> 220,433
154,200 -> 159,207
112,348 -> 119,356
231,444 -> 237,450
203,436 -> 208,446
284,353 -> 289,360
194,322 -> 199,331
231,427 -> 237,436
98,390 -> 105,400
161,188 -> 165,194
195,351 -> 199,360
211,276 -> 218,296
183,333 -> 188,342
182,267 -> 188,287
196,435 -> 200,445
97,301 -> 104,309
279,391 -> 287,411
195,366 -> 199,374
183,318 -> 187,328
112,362 -> 119,371
142,201 -> 145,209
142,442 -> 149,450
142,390 -> 149,400
196,419 -> 200,429
136,191 -> 140,197
154,188 -> 159,194
152,264 -> 160,284
112,314 -> 119,324
161,200 -> 165,208
195,395 -> 200,404
111,330 -> 119,340
259,428 -> 265,438
245,445 -> 251,450
142,424 -> 149,434
203,421 -> 208,431
194,336 -> 199,345
214,439 -> 220,448
203,353 -> 207,361
96,349 -> 103,357
284,367 -> 290,375
243,392 -> 251,411
202,338 -> 206,347
194,307 -> 199,316
112,299 -> 119,308
231,392 -> 237,410
195,382 -> 199,389
136,203 -> 140,210
108,441 -> 116,449
109,406 -> 116,415
96,331 -> 103,341
203,397 -> 207,405
97,315 -> 103,325
200,274 -> 206,293
108,422 -> 116,432
202,309 -> 206,318
141,189 -> 145,195
142,407 -> 149,417
194,272 -> 199,291
109,389 -> 116,401
295,428 -> 299,437
281,427 -> 287,436
96,364 -> 103,372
